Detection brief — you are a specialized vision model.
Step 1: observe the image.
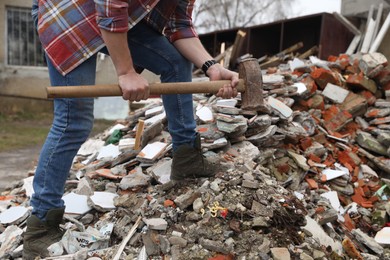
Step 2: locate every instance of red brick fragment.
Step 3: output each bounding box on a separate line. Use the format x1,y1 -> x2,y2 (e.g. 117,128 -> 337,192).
277,164 -> 290,174
311,68 -> 340,89
374,68 -> 390,87
301,76 -> 318,95
337,150 -> 357,169
343,213 -> 356,231
346,73 -> 377,94
359,91 -> 376,106
308,154 -> 322,163
323,110 -> 353,132
306,178 -> 319,189
300,137 -> 313,151
306,95 -> 325,110
164,200 -> 176,208
208,254 -> 235,260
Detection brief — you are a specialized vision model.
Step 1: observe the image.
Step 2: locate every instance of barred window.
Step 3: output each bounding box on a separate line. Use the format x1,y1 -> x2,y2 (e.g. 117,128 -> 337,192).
7,6 -> 45,67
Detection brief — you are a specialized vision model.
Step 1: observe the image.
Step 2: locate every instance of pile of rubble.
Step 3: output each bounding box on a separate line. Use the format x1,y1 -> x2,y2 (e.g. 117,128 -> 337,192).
2,52 -> 390,259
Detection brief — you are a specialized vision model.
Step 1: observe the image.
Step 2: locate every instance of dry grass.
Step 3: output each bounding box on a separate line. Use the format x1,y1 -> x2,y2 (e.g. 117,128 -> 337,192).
0,112 -> 114,153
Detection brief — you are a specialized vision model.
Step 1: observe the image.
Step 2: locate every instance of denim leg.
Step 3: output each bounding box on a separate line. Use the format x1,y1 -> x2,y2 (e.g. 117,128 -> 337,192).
31,55 -> 96,220
126,22 -> 196,150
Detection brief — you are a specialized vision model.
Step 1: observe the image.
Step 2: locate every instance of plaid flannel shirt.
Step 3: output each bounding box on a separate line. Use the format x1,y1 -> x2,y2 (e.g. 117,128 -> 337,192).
33,0 -> 197,76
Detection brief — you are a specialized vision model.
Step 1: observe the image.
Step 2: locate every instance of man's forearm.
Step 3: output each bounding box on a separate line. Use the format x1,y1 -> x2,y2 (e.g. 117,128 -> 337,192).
100,30 -> 136,76
173,37 -> 214,69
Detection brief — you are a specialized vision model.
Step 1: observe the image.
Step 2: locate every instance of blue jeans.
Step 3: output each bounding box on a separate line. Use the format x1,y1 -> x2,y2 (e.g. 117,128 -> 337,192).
31,21 -> 196,219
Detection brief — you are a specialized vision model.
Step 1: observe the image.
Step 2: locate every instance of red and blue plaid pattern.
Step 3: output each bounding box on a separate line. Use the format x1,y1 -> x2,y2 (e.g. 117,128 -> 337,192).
34,0 -> 198,76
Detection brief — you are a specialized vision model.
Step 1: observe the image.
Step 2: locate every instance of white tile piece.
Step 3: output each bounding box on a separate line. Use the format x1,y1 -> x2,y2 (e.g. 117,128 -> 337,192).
322,168 -> 348,181
22,176 -> 34,198
216,99 -> 238,107
0,206 -> 29,225
288,58 -> 305,71
321,191 -> 345,221
137,142 -> 168,162
293,82 -> 307,95
262,74 -> 284,84
196,106 -> 214,123
118,138 -> 136,151
97,144 -> 120,160
108,124 -> 126,134
90,192 -> 118,210
63,192 -> 92,215
77,139 -> 105,156
375,227 -> 390,245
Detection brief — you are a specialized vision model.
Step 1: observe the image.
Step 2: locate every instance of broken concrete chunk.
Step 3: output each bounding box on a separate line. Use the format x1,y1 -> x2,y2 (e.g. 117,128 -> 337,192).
144,111 -> 166,126
322,83 -> 349,104
0,225 -> 23,258
365,107 -> 390,118
270,247 -> 291,260
317,208 -> 338,225
197,124 -> 225,140
146,158 -> 172,184
168,236 -> 188,247
231,141 -> 260,162
143,218 -> 168,231
267,96 -> 293,118
216,116 -> 247,134
359,53 -> 388,76
378,132 -> 390,147
302,216 -> 343,253
213,105 -> 241,115
119,167 -> 151,189
287,151 -> 309,171
356,131 -> 388,156
352,228 -> 383,255
74,178 -> 94,196
174,190 -> 201,209
199,238 -> 231,255
145,105 -> 164,119
263,74 -> 284,84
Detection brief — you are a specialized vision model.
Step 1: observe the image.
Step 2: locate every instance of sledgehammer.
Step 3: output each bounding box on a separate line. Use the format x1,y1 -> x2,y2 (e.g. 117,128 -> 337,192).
46,59 -> 264,111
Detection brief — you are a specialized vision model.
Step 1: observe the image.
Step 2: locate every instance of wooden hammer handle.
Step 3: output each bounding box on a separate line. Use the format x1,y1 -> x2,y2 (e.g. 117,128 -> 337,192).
46,79 -> 245,98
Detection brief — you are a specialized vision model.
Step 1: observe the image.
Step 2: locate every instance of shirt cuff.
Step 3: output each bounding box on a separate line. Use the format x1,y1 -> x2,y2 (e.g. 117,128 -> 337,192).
96,16 -> 129,33
167,27 -> 198,43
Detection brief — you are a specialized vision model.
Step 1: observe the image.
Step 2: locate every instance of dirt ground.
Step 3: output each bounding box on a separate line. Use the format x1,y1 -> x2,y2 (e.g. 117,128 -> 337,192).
0,145 -> 41,191
0,114 -> 114,192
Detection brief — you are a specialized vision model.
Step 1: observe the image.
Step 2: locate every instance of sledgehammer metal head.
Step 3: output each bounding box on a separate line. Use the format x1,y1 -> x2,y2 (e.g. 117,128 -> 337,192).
238,58 -> 264,111
46,59 -> 264,111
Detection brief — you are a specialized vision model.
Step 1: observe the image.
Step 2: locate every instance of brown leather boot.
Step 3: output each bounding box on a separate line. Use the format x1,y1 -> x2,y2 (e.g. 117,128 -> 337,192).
23,208 -> 65,260
171,134 -> 217,180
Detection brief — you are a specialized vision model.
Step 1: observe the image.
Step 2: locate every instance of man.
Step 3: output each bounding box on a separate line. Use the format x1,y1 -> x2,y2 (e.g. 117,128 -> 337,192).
24,0 -> 239,258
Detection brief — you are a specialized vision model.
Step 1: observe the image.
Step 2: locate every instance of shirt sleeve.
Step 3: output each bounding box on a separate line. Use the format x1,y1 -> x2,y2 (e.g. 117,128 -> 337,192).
165,0 -> 198,42
94,0 -> 129,32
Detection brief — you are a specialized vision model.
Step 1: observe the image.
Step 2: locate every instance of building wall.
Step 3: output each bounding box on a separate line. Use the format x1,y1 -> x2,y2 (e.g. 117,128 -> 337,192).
341,0 -> 390,17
